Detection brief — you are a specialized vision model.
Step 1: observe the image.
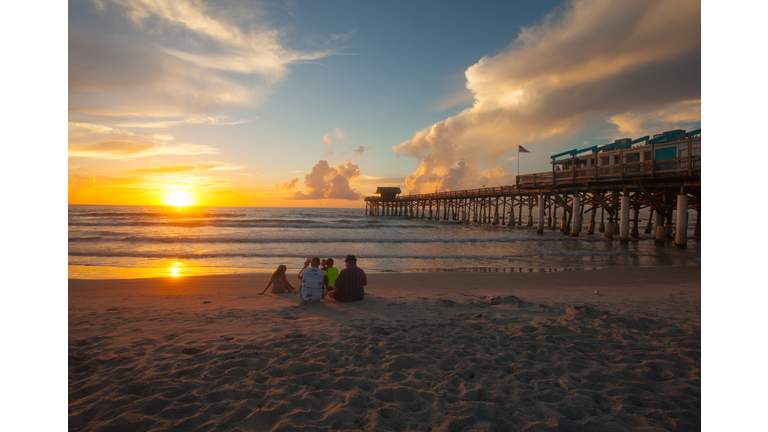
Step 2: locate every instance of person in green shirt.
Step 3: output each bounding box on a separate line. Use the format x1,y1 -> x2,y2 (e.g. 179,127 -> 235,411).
324,258 -> 340,292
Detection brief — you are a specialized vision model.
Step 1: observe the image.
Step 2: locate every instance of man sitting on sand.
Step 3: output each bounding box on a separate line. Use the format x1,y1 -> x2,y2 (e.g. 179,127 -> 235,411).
297,257 -> 329,302
327,255 -> 366,302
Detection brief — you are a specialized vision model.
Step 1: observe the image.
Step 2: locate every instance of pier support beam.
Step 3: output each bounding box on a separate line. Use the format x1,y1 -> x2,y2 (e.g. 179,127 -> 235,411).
631,207 -> 640,238
599,207 -> 605,233
619,192 -> 630,243
551,205 -> 557,230
588,207 -> 596,235
547,199 -> 553,229
654,210 -> 665,245
537,196 -> 545,235
664,211 -> 674,238
645,209 -> 654,234
508,198 -> 515,226
571,195 -> 581,237
694,208 -> 700,237
675,194 -> 689,249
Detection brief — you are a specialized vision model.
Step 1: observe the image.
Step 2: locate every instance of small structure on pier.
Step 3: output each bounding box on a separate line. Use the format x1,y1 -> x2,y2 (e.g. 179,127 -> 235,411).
376,187 -> 402,200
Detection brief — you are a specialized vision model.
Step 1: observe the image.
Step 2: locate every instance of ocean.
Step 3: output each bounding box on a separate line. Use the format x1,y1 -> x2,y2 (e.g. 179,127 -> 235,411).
68,204 -> 701,279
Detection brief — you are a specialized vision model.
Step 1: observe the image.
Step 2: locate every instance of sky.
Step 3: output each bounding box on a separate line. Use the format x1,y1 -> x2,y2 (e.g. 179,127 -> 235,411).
68,0 -> 701,207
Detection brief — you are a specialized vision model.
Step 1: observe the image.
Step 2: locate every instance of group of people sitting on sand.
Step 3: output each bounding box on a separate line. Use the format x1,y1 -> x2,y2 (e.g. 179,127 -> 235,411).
260,255 -> 366,302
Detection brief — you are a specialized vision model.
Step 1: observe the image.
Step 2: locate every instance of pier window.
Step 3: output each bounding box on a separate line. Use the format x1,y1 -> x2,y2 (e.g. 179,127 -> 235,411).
654,146 -> 677,160
600,156 -> 610,166
625,153 -> 640,163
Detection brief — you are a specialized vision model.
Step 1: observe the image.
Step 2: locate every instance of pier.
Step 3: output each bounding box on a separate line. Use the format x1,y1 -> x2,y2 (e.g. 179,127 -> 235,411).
365,129 -> 701,248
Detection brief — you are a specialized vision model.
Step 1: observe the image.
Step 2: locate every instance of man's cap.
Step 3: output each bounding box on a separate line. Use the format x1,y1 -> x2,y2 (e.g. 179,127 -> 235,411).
343,255 -> 357,262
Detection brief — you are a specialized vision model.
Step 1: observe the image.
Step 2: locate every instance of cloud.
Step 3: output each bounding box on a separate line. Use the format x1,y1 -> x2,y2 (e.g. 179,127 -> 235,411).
68,175 -> 95,197
394,0 -> 701,193
478,165 -> 510,188
69,0 -> 342,118
116,116 -> 257,128
282,177 -> 299,190
286,160 -> 363,200
608,100 -> 701,136
353,146 -> 373,157
430,88 -> 475,112
322,128 -> 347,155
68,122 -> 218,159
354,176 -> 404,187
124,163 -> 241,175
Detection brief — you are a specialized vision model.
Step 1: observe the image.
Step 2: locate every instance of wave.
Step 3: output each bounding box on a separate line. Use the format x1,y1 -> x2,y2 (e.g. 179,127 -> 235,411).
66,218 -> 439,229
68,251 -> 516,259
67,235 -> 576,244
68,211 -> 243,218
68,219 -> 331,228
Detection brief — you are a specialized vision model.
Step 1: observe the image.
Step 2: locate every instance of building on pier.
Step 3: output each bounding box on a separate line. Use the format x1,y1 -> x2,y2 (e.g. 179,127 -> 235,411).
376,187 -> 402,200
548,129 -> 701,183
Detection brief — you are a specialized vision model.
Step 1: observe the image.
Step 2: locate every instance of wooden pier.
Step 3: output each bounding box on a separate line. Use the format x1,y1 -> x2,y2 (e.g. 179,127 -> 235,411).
364,129 -> 701,248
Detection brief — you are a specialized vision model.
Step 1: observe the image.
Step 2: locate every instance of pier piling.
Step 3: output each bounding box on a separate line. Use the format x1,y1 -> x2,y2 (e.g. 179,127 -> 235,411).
675,193 -> 688,249
571,195 -> 581,237
654,210 -> 665,245
631,207 -> 640,238
599,208 -> 605,233
620,192 -> 630,243
537,196 -> 545,234
694,208 -> 700,237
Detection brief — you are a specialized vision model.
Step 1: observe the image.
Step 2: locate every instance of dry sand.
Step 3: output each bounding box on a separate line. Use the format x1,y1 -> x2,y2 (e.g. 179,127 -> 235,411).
69,267 -> 700,431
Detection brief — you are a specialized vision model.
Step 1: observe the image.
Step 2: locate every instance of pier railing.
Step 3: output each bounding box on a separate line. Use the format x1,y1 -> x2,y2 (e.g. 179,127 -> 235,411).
365,155 -> 700,202
366,186 -> 521,202
514,156 -> 700,188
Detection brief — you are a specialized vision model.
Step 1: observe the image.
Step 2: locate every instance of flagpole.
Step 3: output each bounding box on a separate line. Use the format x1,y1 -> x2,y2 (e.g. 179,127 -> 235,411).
517,143 -> 520,179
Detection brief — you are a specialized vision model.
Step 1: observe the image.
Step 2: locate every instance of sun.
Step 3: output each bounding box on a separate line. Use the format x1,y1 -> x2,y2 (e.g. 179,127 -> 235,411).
165,191 -> 195,207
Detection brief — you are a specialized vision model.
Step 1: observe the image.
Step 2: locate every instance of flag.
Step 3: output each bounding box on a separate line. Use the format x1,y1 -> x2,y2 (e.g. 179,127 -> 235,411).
518,144 -> 530,153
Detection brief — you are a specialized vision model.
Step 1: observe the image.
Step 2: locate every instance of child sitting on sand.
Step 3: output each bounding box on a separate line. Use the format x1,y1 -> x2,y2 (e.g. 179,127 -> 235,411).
325,258 -> 339,291
260,265 -> 295,294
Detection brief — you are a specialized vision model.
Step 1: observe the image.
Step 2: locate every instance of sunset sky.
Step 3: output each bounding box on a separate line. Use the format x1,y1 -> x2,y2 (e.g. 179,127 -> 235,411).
67,0 -> 702,208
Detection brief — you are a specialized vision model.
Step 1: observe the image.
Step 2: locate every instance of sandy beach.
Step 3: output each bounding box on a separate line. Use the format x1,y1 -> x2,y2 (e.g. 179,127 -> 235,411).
69,267 -> 700,431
